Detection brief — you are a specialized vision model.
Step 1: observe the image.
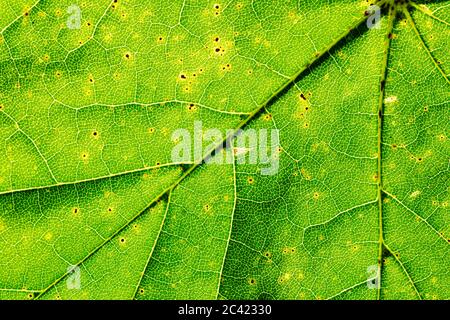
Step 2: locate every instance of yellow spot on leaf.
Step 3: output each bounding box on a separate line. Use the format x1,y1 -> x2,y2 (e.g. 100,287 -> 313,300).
409,190 -> 421,199
44,232 -> 53,241
384,96 -> 398,104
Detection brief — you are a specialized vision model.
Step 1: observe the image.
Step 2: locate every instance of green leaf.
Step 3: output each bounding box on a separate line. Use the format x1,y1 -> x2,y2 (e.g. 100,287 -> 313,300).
0,0 -> 448,300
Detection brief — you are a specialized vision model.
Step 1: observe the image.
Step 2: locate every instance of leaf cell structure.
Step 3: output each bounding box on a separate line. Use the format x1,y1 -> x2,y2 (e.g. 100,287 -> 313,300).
0,0 -> 448,300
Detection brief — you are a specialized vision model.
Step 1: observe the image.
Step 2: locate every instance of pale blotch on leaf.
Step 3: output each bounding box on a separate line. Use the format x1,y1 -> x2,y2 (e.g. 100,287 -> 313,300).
409,190 -> 421,199
44,232 -> 53,241
384,96 -> 398,104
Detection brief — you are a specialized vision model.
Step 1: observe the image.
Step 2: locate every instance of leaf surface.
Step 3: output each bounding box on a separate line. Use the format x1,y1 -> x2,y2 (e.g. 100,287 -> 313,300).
0,0 -> 448,300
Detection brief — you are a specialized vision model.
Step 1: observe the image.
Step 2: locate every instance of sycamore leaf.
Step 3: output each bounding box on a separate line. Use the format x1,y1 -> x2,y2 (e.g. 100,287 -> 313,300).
0,0 -> 448,300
